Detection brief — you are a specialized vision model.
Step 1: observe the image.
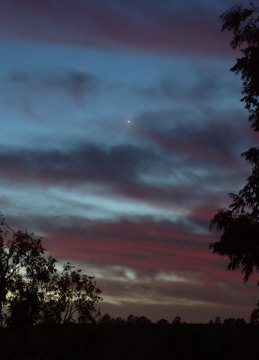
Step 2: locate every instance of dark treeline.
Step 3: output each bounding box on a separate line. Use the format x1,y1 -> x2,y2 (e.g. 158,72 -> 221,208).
1,322 -> 259,360
98,313 -> 251,325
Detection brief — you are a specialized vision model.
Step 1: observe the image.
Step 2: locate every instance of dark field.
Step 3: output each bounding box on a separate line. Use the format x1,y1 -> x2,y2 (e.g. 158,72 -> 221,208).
1,323 -> 259,360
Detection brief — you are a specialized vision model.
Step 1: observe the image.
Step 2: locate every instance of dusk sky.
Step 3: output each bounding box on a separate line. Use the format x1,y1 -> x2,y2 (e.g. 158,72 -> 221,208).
1,0 -> 258,322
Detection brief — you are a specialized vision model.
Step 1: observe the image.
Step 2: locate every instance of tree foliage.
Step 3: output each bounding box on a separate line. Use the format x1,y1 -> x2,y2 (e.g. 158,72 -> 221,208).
250,300 -> 259,323
0,216 -> 102,327
210,3 -> 259,282
220,3 -> 259,130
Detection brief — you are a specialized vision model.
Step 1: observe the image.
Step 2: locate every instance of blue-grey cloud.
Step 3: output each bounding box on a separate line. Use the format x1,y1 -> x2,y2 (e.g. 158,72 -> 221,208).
8,69 -> 101,99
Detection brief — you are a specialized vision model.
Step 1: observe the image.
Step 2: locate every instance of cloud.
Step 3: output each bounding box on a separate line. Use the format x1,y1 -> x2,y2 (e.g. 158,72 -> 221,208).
0,132 -> 249,217
136,110 -> 252,168
0,0 -> 256,324
0,142 -> 156,184
0,88 -> 253,221
7,70 -> 101,100
136,68 -> 242,104
0,0 -> 234,56
38,216 -> 215,272
35,215 -> 258,322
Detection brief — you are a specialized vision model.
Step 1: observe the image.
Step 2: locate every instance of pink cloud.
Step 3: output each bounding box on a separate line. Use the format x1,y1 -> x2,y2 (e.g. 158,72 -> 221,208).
41,216 -> 259,322
1,0 -> 233,56
43,218 -> 222,274
191,205 -> 219,223
140,130 -> 242,167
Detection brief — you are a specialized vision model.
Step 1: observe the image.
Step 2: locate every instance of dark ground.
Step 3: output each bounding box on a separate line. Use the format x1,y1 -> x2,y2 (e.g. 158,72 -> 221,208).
1,323 -> 259,360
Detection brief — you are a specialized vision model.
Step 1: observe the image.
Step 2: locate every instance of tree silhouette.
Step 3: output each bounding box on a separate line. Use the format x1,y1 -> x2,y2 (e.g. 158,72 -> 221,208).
250,300 -> 259,323
46,262 -> 102,325
156,318 -> 169,325
0,216 -> 56,325
220,3 -> 259,130
0,216 -> 102,327
172,316 -> 182,324
210,3 -> 259,283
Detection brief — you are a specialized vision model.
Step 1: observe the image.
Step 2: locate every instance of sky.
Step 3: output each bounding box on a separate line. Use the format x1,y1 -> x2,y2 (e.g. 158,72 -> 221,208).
0,0 -> 258,323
